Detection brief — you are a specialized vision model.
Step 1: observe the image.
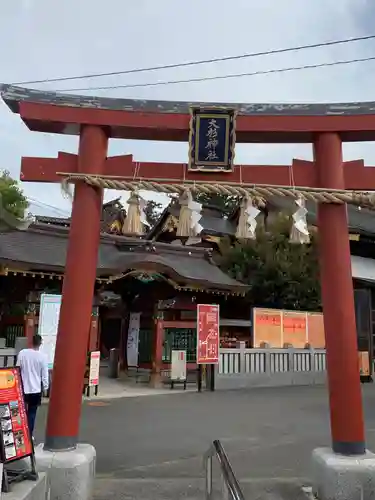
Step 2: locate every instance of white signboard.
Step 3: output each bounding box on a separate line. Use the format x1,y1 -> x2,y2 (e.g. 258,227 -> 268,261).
171,350 -> 187,381
127,313 -> 140,367
89,351 -> 100,386
38,294 -> 62,369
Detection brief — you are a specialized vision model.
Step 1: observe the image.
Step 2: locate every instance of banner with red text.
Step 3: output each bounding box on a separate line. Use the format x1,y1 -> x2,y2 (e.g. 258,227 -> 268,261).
253,307 -> 325,348
197,304 -> 220,364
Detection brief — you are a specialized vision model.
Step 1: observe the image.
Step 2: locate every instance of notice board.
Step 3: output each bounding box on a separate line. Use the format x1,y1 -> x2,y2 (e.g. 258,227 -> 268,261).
171,350 -> 187,381
253,307 -> 325,348
197,304 -> 220,364
253,308 -> 282,347
282,311 -> 307,348
38,293 -> 62,369
0,368 -> 33,463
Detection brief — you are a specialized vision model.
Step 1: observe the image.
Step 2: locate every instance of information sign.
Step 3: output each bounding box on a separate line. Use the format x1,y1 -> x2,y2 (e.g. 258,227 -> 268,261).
197,304 -> 220,364
38,293 -> 62,369
171,350 -> 187,381
89,351 -> 100,386
0,368 -> 32,463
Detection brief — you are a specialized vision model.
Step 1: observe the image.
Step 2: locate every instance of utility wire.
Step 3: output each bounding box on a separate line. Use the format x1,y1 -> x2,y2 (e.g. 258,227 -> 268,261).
27,197 -> 70,216
12,34 -> 375,86
58,55 -> 375,93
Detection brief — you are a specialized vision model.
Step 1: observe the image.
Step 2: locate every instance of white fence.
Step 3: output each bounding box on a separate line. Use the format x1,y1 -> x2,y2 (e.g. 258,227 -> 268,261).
0,348 -> 17,368
216,346 -> 326,390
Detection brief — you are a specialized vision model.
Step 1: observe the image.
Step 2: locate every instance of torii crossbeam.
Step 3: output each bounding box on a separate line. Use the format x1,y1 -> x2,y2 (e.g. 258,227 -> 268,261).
20,154 -> 375,191
1,85 -> 372,462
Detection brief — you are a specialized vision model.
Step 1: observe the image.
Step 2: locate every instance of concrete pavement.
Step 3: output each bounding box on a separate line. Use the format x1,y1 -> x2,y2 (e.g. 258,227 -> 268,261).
34,384 -> 375,499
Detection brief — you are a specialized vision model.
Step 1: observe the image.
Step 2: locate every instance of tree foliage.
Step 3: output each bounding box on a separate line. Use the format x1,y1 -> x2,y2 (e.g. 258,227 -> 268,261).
220,215 -> 321,312
195,193 -> 239,216
144,199 -> 164,228
0,171 -> 28,219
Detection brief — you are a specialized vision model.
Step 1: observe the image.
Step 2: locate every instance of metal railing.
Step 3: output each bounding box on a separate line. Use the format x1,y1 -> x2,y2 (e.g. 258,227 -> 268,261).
204,440 -> 245,500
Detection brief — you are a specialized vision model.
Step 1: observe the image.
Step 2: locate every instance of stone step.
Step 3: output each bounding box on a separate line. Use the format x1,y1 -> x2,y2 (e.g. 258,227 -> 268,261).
93,477 -> 311,500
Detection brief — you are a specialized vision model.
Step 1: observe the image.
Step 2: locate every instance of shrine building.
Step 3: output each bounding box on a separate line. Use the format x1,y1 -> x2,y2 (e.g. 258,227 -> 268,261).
0,194 -> 375,377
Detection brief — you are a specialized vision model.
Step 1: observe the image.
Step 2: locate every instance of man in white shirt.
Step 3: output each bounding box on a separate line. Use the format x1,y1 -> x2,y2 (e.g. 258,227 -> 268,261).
17,334 -> 49,437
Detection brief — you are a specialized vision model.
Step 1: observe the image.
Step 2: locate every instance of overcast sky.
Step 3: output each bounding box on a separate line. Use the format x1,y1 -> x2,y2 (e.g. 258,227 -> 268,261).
1,0 -> 375,217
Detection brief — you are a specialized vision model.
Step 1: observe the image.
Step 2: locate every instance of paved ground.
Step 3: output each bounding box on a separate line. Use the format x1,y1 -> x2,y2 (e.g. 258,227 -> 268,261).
34,384 -> 375,499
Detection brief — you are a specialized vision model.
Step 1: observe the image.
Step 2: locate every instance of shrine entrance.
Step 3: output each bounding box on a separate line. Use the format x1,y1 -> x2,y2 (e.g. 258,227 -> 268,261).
2,84 -> 374,458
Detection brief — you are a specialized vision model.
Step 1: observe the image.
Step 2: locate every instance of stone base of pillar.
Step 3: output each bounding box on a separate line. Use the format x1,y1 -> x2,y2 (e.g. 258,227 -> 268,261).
312,447 -> 375,500
3,472 -> 49,499
35,443 -> 95,500
149,372 -> 163,389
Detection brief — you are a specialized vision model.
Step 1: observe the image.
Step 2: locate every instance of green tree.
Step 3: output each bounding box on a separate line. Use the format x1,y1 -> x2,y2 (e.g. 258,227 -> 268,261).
220,214 -> 321,311
0,171 -> 28,219
195,193 -> 239,216
144,200 -> 163,228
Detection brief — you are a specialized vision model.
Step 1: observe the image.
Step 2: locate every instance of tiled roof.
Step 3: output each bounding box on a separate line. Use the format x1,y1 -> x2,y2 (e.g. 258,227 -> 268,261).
35,198 -> 126,233
36,215 -> 70,226
147,203 -> 237,240
0,224 -> 247,293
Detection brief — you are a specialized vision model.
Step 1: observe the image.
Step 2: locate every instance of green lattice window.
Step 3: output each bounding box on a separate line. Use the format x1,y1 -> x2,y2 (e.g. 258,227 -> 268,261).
4,325 -> 24,348
163,328 -> 196,363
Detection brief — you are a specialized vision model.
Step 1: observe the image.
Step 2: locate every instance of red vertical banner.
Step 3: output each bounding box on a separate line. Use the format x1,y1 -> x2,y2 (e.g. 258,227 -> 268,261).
197,304 -> 220,364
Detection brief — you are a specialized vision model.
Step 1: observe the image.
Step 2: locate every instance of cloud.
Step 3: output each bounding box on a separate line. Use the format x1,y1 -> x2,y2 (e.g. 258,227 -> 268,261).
0,0 -> 374,214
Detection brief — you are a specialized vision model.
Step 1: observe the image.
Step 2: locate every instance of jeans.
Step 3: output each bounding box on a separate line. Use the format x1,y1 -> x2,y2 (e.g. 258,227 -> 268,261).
24,393 -> 42,437
26,404 -> 38,436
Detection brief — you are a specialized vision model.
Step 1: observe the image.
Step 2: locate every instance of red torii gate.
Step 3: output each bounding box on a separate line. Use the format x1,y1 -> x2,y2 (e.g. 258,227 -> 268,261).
2,85 -> 375,455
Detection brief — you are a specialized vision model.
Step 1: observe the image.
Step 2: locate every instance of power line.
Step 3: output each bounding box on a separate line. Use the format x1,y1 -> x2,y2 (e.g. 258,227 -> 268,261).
27,197 -> 70,216
12,34 -> 375,86
58,55 -> 375,93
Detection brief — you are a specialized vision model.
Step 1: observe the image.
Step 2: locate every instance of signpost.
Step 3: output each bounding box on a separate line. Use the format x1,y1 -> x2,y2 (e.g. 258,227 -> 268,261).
38,293 -> 62,369
83,351 -> 100,397
170,350 -> 187,390
0,367 -> 37,492
197,304 -> 220,392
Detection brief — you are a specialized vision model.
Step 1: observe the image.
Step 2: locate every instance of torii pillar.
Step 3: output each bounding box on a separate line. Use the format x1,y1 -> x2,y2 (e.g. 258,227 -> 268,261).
314,133 -> 365,455
45,125 -> 108,450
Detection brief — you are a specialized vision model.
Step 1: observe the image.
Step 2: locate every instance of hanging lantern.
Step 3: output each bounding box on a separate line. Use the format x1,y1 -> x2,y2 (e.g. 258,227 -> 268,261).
176,190 -> 203,238
122,191 -> 146,236
235,197 -> 260,240
290,197 -> 310,244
